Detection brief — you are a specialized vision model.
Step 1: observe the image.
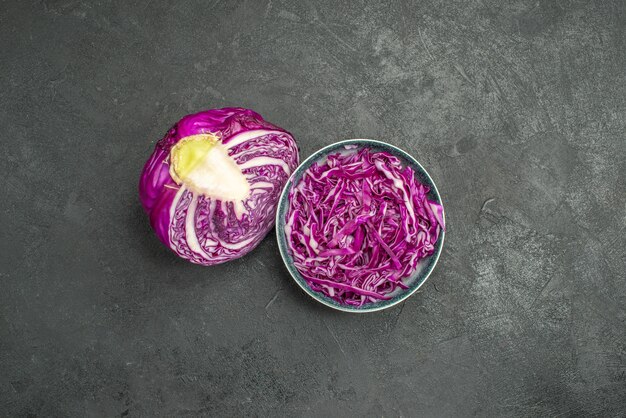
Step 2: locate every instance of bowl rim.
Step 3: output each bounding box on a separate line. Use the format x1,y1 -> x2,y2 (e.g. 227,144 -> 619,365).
275,139 -> 446,313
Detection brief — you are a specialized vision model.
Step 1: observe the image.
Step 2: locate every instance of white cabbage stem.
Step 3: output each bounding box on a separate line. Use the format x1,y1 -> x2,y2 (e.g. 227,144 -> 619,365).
169,134 -> 251,201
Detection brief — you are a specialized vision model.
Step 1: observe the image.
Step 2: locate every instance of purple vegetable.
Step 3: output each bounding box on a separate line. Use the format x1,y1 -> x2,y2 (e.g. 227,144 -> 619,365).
140,108 -> 299,265
284,147 -> 444,306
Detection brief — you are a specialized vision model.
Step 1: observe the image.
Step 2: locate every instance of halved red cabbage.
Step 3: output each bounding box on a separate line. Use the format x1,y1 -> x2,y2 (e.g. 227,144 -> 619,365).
284,147 -> 444,306
140,108 -> 299,265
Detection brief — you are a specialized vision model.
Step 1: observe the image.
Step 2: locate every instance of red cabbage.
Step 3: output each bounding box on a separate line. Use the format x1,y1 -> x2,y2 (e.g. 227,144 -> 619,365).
284,147 -> 444,306
140,108 -> 299,265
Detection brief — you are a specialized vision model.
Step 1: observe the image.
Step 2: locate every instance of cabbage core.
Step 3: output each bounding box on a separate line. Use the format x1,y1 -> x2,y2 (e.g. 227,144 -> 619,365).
169,134 -> 250,201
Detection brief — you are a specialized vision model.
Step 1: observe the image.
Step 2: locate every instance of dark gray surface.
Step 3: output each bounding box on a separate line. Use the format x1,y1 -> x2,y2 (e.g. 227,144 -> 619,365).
1,0 -> 625,416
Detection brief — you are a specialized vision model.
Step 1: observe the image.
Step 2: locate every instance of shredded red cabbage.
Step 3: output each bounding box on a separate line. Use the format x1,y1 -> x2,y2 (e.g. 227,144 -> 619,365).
285,147 -> 444,306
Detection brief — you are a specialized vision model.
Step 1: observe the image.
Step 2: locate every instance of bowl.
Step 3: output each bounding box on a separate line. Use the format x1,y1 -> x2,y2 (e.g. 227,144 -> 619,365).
275,139 -> 445,313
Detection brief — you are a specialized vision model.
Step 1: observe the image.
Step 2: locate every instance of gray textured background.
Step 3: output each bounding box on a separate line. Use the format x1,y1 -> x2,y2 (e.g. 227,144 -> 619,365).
1,0 -> 625,416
